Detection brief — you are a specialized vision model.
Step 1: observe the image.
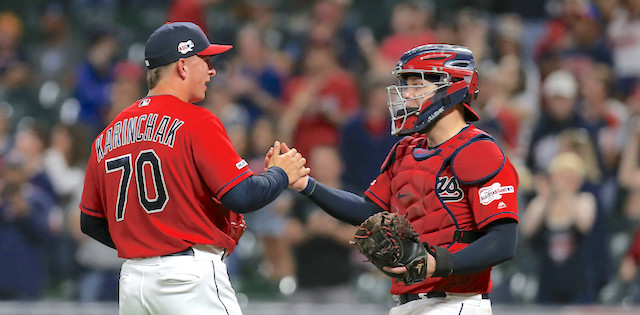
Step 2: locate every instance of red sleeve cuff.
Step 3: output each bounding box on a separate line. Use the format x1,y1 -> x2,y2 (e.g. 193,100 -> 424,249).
364,189 -> 389,211
80,204 -> 106,219
476,211 -> 519,230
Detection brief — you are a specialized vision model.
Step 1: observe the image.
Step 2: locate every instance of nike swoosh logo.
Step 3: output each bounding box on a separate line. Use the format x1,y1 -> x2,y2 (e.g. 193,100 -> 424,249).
397,192 -> 411,199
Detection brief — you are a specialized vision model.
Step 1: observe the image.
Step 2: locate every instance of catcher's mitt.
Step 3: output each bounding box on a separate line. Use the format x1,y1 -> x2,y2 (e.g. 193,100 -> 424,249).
352,212 -> 452,284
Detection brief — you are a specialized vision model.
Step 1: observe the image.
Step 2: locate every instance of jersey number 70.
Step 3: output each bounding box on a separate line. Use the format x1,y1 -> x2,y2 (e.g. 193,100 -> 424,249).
105,149 -> 169,221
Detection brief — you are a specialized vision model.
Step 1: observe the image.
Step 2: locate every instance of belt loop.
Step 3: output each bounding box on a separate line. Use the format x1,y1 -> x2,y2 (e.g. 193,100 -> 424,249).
222,248 -> 228,261
192,244 -> 227,261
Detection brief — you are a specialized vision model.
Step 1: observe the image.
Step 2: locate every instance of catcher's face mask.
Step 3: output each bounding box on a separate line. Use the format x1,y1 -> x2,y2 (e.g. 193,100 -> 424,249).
386,44 -> 481,136
386,71 -> 448,135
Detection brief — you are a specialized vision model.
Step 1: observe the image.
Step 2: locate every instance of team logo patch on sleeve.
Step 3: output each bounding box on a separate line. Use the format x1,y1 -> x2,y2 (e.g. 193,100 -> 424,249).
478,182 -> 515,205
236,159 -> 248,169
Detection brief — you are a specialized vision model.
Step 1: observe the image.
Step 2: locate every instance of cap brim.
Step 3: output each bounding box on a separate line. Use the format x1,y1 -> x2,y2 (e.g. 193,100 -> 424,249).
197,44 -> 233,56
462,103 -> 480,121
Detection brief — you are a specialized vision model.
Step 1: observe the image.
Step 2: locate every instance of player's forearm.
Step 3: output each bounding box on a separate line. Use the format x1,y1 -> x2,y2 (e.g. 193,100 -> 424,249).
449,221 -> 517,274
220,167 -> 288,213
300,177 -> 382,226
80,212 -> 116,249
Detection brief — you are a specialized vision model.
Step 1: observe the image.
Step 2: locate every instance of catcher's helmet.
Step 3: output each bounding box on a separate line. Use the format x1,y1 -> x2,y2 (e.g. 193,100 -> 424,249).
386,44 -> 480,136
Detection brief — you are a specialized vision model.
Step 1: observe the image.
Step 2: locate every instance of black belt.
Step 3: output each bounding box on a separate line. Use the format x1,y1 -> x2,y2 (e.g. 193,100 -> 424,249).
399,292 -> 489,304
162,247 -> 194,257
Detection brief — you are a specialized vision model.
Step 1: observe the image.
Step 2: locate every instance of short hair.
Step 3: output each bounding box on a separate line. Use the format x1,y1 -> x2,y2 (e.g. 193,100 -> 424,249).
146,63 -> 171,89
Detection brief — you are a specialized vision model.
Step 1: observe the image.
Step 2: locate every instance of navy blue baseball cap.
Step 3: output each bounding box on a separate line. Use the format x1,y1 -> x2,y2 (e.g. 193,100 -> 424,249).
144,22 -> 232,69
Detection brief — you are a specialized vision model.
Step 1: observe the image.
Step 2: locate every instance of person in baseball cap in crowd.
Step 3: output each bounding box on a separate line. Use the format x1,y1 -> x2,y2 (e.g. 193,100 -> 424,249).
79,21 -> 309,315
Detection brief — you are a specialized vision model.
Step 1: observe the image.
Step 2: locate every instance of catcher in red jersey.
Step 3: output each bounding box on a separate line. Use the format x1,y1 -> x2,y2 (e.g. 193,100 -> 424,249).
79,22 -> 309,315
268,44 -> 519,315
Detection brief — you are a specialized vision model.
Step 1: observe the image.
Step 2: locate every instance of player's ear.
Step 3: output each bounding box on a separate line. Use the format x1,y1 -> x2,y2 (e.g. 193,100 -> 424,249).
177,58 -> 188,80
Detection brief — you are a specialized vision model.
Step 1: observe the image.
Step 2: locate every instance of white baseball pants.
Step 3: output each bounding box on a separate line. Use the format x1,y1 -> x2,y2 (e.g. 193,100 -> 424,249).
389,293 -> 492,315
119,245 -> 242,315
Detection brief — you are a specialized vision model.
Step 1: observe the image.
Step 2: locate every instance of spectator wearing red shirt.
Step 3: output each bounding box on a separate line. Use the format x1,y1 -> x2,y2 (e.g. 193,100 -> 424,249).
378,1 -> 436,63
279,43 -> 358,161
358,1 -> 436,78
168,0 -> 221,36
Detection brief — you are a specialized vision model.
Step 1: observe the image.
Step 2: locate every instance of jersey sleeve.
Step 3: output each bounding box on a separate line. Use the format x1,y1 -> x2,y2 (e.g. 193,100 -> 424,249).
468,158 -> 519,230
364,170 -> 392,211
80,145 -> 106,218
191,115 -> 254,200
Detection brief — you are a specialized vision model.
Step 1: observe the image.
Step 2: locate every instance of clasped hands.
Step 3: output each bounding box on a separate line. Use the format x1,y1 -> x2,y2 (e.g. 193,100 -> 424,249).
263,141 -> 435,278
264,141 -> 310,188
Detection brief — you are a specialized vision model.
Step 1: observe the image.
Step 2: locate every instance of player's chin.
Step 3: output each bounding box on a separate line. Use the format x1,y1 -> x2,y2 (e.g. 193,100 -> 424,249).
192,91 -> 206,103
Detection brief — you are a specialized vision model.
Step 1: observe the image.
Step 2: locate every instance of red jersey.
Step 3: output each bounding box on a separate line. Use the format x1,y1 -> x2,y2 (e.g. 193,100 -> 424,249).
379,31 -> 437,63
628,227 -> 640,264
80,95 -> 253,258
365,125 -> 519,295
282,70 -> 359,159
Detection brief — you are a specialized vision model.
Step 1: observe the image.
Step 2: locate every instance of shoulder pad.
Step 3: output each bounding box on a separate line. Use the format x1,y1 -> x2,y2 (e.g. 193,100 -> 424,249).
450,139 -> 505,184
381,136 -> 416,172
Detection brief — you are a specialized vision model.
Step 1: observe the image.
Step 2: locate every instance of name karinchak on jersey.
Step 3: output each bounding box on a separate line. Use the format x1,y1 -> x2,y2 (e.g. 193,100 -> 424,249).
95,113 -> 185,163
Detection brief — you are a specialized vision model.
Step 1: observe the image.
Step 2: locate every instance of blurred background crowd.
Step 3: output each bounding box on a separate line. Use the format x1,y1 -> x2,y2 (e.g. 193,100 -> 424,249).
3,0 -> 640,309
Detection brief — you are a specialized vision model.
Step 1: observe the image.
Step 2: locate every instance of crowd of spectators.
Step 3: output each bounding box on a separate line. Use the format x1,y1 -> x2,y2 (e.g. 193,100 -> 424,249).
3,0 -> 640,307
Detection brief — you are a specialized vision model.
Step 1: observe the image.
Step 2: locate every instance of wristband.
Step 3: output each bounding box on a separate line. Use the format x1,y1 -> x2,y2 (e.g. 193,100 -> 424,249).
300,177 -> 317,196
429,245 -> 454,277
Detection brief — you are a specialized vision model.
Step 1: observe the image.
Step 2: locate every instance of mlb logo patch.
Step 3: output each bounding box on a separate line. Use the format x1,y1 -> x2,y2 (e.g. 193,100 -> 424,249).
478,182 -> 514,205
236,159 -> 248,169
139,98 -> 151,107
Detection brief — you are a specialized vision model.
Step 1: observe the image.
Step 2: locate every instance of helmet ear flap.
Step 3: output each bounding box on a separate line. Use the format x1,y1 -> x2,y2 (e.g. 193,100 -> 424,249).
468,69 -> 479,102
462,69 -> 479,104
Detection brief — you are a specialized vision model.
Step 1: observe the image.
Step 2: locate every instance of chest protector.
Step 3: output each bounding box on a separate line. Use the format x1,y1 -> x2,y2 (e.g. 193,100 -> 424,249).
382,126 -> 503,248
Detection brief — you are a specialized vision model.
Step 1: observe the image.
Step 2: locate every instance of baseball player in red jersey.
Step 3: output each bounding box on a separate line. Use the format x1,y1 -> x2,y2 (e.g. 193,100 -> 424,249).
268,44 -> 519,314
79,22 -> 309,315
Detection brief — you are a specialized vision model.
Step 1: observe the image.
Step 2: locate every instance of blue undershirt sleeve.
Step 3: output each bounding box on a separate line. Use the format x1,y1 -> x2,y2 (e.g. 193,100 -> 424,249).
220,167 -> 289,213
450,221 -> 518,274
300,177 -> 382,225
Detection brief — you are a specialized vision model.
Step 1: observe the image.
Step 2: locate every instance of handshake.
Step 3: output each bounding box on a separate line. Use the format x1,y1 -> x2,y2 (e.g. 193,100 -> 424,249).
264,141 -> 310,191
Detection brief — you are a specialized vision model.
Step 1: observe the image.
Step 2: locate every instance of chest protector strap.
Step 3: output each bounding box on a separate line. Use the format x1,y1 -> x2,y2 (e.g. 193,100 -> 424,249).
454,229 -> 485,243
